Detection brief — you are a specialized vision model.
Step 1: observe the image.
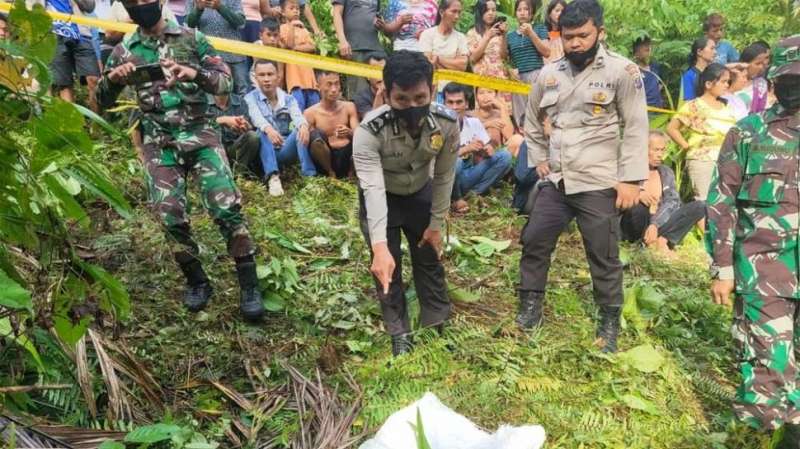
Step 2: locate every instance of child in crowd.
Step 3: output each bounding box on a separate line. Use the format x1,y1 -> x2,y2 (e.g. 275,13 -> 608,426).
382,0 -> 438,52
256,17 -> 284,84
473,87 -> 523,157
279,0 -> 320,111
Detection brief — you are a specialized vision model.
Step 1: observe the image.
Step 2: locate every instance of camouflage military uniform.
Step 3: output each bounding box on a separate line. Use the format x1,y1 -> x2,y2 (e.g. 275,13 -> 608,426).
97,21 -> 255,266
706,36 -> 800,430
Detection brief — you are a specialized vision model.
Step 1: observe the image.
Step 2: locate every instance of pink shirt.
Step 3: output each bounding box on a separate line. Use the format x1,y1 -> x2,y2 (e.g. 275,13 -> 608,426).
242,0 -> 262,21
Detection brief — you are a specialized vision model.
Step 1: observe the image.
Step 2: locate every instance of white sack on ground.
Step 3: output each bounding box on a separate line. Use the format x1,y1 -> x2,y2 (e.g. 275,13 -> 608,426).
359,392 -> 546,449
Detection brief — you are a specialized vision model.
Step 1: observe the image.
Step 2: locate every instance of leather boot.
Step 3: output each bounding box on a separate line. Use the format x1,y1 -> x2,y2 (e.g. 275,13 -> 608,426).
178,257 -> 212,312
778,423 -> 800,449
596,305 -> 621,353
236,256 -> 265,322
391,333 -> 414,357
516,290 -> 544,329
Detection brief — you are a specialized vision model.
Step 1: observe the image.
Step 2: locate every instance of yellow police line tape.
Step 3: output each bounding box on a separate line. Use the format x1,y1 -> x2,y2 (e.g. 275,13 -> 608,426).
0,2 -> 676,114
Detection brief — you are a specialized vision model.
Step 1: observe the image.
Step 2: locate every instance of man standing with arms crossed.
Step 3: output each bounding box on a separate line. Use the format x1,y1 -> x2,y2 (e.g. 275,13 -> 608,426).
517,0 -> 648,353
707,36 -> 800,445
353,50 -> 460,357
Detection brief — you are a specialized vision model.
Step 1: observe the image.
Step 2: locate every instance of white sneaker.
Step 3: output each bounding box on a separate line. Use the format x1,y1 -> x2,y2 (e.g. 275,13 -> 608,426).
268,174 -> 284,197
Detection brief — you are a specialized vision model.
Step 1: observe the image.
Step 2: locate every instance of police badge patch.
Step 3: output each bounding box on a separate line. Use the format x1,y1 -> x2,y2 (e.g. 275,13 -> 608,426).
430,132 -> 444,152
625,64 -> 644,90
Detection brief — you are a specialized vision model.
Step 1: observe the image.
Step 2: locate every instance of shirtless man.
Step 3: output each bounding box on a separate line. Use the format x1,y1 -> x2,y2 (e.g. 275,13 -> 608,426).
473,87 -> 524,157
304,71 -> 360,178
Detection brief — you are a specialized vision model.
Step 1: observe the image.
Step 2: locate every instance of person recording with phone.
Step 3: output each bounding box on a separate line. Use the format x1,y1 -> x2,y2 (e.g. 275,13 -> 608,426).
466,0 -> 511,107
96,0 -> 266,322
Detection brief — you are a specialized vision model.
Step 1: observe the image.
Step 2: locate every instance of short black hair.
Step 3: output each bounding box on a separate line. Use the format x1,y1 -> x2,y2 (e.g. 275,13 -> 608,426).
740,42 -> 770,63
559,0 -> 603,30
383,50 -> 433,94
279,0 -> 297,7
633,35 -> 651,54
260,17 -> 280,32
252,59 -> 279,71
0,13 -> 8,23
316,69 -> 339,79
442,82 -> 472,100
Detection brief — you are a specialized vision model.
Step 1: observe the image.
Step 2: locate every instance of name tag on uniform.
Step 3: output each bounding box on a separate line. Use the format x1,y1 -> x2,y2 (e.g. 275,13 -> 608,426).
588,81 -> 615,89
545,76 -> 558,90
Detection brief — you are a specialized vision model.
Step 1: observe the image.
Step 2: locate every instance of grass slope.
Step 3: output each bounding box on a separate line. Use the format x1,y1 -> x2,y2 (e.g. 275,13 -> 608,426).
87,153 -> 769,448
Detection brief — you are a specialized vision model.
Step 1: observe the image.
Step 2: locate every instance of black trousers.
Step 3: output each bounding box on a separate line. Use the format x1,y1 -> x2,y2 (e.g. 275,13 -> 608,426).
519,181 -> 622,307
359,182 -> 450,336
620,201 -> 706,246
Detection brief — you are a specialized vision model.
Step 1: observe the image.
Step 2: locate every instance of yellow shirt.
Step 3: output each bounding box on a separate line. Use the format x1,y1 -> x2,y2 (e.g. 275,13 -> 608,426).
675,97 -> 737,162
280,22 -> 318,92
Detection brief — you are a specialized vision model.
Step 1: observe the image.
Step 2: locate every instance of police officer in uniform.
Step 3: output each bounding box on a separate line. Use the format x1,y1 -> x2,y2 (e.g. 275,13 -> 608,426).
517,0 -> 648,353
353,50 -> 460,356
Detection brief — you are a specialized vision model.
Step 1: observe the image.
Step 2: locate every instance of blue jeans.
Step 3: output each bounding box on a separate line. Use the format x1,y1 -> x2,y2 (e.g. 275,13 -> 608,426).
259,130 -> 317,177
512,141 -> 539,212
452,149 -> 512,200
290,88 -> 320,111
228,59 -> 251,98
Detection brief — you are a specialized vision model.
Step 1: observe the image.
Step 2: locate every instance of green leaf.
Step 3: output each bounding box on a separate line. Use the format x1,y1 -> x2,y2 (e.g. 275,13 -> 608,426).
72,102 -> 126,138
264,229 -> 312,254
621,394 -> 661,415
97,440 -> 126,449
472,242 -> 496,258
449,287 -> 480,303
469,236 -> 511,252
262,291 -> 286,312
0,267 -> 32,312
8,0 -> 56,63
637,285 -> 666,318
412,408 -> 433,449
620,344 -> 665,374
257,264 -> 271,279
0,318 -> 44,371
64,163 -> 132,219
53,315 -> 92,347
77,260 -> 131,321
124,424 -> 182,444
43,174 -> 89,228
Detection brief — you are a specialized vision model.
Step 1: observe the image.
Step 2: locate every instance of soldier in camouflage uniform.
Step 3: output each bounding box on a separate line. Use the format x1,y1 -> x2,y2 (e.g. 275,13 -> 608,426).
96,0 -> 265,321
706,35 -> 800,443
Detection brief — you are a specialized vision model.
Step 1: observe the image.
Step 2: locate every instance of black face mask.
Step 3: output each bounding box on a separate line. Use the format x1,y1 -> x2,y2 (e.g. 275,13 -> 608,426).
126,1 -> 163,29
775,77 -> 800,112
393,104 -> 430,129
565,38 -> 600,69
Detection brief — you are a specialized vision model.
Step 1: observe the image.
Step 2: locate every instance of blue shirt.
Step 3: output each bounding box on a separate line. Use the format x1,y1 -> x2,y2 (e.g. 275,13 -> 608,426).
244,87 -> 307,137
682,66 -> 700,101
47,0 -> 81,40
713,40 -> 739,65
641,62 -> 664,108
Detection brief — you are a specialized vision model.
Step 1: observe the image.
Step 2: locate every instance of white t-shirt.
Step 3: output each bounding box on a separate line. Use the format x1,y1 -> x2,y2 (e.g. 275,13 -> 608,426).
419,26 -> 468,89
459,116 -> 490,147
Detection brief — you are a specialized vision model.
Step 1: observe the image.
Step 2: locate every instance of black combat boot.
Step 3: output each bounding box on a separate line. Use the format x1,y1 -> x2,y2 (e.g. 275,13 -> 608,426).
391,333 -> 414,357
778,423 -> 800,449
178,257 -> 212,312
235,256 -> 265,322
596,305 -> 621,353
516,290 -> 544,329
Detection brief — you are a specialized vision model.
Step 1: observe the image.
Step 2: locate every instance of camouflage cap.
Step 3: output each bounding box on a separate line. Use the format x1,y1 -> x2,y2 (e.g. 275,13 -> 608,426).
768,34 -> 800,80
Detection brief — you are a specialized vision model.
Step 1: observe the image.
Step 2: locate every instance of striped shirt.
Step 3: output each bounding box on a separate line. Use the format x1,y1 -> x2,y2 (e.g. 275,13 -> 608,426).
506,23 -> 548,73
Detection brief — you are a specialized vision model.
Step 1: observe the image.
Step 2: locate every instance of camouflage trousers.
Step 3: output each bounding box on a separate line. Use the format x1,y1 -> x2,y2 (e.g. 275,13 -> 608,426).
143,145 -> 256,262
733,294 -> 800,429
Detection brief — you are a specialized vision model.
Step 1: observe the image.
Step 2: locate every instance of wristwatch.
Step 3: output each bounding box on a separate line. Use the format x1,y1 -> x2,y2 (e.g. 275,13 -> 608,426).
709,264 -> 720,280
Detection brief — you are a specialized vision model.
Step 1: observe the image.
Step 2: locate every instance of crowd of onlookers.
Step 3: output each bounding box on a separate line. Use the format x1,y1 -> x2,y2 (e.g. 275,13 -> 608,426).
0,0 -> 781,255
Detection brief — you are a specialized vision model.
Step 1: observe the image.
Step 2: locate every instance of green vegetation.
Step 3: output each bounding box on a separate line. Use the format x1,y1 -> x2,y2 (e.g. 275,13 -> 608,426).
2,1 -> 799,448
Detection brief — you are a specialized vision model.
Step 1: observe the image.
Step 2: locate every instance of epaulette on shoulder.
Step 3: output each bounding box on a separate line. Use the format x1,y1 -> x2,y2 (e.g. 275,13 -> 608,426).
430,103 -> 457,121
362,109 -> 393,135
